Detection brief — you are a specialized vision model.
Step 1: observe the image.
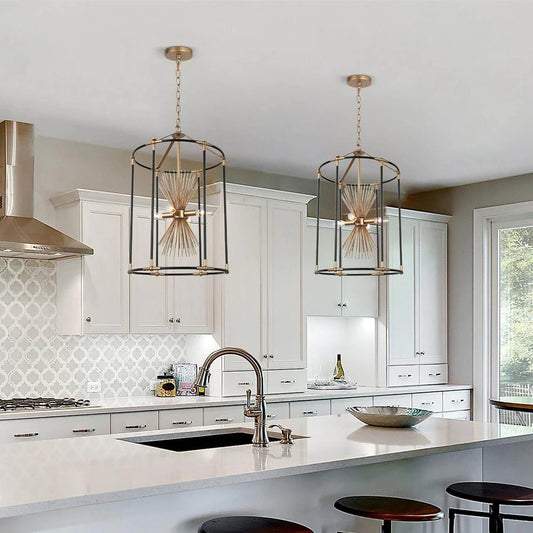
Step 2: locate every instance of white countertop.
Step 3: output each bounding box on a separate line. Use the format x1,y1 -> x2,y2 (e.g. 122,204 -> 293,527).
0,384 -> 472,420
0,413 -> 529,518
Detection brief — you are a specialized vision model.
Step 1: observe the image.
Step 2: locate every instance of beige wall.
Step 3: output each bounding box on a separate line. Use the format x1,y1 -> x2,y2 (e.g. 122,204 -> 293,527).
406,172 -> 533,385
34,136 -> 321,226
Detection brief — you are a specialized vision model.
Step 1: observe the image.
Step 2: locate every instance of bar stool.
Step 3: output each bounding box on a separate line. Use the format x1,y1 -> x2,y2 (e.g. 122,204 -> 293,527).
334,495 -> 443,533
447,482 -> 533,532
198,516 -> 313,533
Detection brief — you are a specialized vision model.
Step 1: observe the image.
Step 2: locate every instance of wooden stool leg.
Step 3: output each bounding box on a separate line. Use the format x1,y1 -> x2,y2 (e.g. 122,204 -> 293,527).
381,520 -> 392,533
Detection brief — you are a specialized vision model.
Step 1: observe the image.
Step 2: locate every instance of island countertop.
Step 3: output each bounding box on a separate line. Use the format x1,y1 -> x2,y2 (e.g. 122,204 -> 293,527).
0,414 -> 531,519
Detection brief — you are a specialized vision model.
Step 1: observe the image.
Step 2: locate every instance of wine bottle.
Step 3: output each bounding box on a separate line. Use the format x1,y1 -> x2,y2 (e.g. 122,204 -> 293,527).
333,353 -> 345,381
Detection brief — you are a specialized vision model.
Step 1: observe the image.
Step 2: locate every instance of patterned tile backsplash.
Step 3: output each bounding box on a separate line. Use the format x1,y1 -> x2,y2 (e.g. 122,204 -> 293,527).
0,258 -> 210,399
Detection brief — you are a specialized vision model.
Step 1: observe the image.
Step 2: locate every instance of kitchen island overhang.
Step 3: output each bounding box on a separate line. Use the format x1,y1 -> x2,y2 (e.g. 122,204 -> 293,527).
1,415 -> 532,532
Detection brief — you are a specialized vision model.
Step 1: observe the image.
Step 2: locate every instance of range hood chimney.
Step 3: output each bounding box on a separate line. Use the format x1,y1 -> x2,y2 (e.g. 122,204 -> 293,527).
0,120 -> 93,259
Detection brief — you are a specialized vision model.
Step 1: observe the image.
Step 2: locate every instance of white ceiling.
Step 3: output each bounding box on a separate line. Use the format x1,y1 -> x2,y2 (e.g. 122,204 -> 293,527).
1,0 -> 533,192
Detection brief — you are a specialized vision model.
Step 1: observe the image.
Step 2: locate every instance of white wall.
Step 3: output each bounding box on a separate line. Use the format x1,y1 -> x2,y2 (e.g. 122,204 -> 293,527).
306,316 -> 376,386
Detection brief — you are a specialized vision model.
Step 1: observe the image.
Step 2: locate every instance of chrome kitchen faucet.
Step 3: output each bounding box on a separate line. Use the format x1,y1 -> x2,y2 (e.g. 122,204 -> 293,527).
194,347 -> 269,447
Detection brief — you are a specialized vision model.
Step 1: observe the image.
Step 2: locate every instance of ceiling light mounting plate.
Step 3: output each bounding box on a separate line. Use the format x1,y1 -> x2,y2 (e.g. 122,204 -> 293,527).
165,46 -> 193,62
347,74 -> 372,88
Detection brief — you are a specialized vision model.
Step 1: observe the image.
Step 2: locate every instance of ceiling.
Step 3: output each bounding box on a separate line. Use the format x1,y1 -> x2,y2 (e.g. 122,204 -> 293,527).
1,0 -> 533,193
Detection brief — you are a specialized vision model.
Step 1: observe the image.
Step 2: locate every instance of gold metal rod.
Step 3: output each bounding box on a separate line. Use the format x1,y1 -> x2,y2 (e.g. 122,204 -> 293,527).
156,140 -> 175,171
339,157 -> 355,184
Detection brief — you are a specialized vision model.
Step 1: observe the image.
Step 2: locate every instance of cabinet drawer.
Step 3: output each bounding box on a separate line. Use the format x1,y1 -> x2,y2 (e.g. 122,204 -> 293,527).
265,402 -> 290,421
204,405 -> 245,426
266,369 -> 306,394
289,400 -> 330,418
51,414 -> 110,438
442,410 -> 471,421
412,392 -> 443,412
222,371 -> 257,397
158,408 -> 203,430
331,396 -> 373,415
110,411 -> 158,434
419,364 -> 448,385
443,390 -> 471,412
388,365 -> 419,387
0,417 -> 55,443
373,394 -> 412,408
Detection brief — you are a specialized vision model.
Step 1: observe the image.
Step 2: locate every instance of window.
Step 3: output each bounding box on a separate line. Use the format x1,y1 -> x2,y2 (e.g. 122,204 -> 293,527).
492,220 -> 533,425
473,201 -> 533,423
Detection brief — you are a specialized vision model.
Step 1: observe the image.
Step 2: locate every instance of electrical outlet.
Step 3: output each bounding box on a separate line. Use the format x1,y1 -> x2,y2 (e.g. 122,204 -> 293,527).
87,381 -> 101,393
149,380 -> 157,392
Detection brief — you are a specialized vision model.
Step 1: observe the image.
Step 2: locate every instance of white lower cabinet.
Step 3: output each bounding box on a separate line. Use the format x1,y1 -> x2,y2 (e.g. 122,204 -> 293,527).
420,364 -> 448,385
265,402 -> 290,421
289,399 -> 330,418
388,365 -> 419,387
0,414 -> 111,443
331,396 -> 373,415
441,410 -> 471,421
204,405 -> 245,426
412,392 -> 443,412
266,370 -> 307,394
443,390 -> 471,412
222,372 -> 258,397
110,411 -> 158,434
158,408 -> 203,430
373,394 -> 412,408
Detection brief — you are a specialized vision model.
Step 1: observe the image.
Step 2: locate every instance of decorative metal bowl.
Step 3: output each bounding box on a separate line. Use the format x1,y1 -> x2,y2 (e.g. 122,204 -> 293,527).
346,406 -> 433,428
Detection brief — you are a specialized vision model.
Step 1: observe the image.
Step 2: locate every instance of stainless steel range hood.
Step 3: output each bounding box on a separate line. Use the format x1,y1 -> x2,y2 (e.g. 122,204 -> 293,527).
0,120 -> 93,259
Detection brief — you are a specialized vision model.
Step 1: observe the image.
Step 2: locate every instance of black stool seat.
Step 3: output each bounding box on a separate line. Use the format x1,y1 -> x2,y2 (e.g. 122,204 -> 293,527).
334,495 -> 443,522
198,516 -> 313,533
447,482 -> 533,506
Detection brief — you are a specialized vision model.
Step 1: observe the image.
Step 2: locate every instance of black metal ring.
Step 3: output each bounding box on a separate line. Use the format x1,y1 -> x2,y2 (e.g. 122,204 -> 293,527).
129,265 -> 229,276
315,267 -> 403,277
131,138 -> 225,172
318,154 -> 400,185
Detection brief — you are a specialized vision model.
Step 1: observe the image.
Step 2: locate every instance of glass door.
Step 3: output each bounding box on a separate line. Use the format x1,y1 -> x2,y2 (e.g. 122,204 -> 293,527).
491,218 -> 533,424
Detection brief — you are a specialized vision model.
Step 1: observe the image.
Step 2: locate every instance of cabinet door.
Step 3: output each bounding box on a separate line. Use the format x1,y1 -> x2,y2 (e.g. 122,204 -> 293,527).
267,200 -> 304,369
223,197 -> 267,371
173,217 -> 214,333
304,223 -> 342,316
130,208 -> 173,333
418,221 -> 447,364
82,201 -> 130,333
341,230 -> 378,317
388,216 -> 417,364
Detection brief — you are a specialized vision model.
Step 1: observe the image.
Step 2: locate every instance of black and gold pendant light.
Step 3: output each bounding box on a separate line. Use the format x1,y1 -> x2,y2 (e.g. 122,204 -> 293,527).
315,74 -> 403,277
129,46 -> 229,276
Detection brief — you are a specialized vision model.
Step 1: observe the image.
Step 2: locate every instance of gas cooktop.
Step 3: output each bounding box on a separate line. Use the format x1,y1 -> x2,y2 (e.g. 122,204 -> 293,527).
0,397 -> 91,411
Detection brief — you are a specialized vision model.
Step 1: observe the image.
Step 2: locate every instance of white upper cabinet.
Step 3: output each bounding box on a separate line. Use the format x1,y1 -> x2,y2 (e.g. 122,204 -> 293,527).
54,195 -> 130,335
417,221 -> 447,364
267,200 -> 305,369
213,185 -> 313,372
304,220 -> 378,318
53,190 -> 214,335
386,208 -> 449,377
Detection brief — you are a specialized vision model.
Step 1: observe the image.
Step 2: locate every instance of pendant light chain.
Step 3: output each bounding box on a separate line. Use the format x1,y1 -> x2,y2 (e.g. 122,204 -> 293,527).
355,83 -> 362,153
175,56 -> 182,134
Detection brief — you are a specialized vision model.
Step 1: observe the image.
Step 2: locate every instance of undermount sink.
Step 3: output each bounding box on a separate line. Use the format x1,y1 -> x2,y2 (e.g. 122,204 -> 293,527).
121,427 -> 306,452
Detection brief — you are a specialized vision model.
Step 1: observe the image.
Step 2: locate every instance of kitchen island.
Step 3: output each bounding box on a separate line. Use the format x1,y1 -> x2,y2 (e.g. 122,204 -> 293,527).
1,415 -> 532,533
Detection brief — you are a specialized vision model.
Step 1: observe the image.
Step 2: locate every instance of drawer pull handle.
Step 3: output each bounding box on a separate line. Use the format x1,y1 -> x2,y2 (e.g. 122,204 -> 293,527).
72,428 -> 96,433
269,355 -> 274,359
125,424 -> 147,429
172,421 -> 193,425
238,382 -> 251,386
451,399 -> 465,403
428,373 -> 442,377
215,418 -> 234,422
14,432 -> 38,438
398,374 -> 412,378
266,414 -> 277,418
280,380 -> 296,384
421,402 -> 434,406
302,411 -> 318,415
